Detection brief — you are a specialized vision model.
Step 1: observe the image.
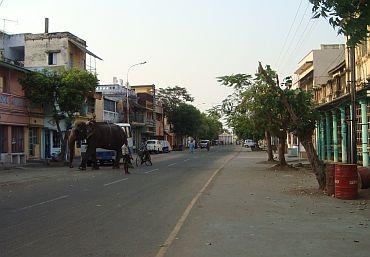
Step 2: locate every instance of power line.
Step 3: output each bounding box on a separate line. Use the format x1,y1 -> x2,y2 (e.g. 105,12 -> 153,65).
280,18 -> 318,73
274,0 -> 304,67
277,1 -> 310,72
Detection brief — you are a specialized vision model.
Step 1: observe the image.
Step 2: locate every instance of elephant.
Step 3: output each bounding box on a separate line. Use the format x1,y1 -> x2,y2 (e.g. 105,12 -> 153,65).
68,121 -> 127,170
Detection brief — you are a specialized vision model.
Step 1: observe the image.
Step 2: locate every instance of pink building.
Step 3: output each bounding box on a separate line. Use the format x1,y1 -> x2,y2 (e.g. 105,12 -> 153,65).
0,61 -> 30,164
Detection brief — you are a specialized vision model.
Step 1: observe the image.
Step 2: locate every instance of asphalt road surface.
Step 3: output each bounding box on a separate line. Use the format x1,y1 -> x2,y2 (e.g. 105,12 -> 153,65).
0,146 -> 236,257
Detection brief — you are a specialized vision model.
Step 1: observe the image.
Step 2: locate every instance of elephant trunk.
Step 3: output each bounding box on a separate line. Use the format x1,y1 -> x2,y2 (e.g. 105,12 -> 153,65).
68,129 -> 76,168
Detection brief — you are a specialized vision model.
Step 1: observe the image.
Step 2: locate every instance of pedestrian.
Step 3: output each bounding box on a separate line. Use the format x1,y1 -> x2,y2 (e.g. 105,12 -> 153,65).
122,142 -> 131,174
189,139 -> 195,154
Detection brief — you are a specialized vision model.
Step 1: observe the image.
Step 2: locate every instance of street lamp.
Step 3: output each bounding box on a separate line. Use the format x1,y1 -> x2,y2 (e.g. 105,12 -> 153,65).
126,61 -> 147,123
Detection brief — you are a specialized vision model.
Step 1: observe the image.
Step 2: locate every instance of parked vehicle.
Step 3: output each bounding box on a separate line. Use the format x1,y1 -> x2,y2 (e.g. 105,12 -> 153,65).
244,139 -> 256,148
200,140 -> 210,149
160,140 -> 172,153
146,139 -> 163,153
81,141 -> 116,165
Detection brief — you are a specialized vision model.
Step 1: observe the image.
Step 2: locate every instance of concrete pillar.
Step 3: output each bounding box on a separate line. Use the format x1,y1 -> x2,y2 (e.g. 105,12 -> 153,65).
317,121 -> 322,160
340,107 -> 347,163
320,117 -> 325,160
360,100 -> 369,167
325,112 -> 332,160
332,110 -> 339,162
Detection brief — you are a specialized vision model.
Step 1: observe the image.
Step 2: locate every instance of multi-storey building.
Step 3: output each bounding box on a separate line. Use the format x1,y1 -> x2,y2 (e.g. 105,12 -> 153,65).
314,37 -> 370,167
288,44 -> 345,158
0,19 -> 101,162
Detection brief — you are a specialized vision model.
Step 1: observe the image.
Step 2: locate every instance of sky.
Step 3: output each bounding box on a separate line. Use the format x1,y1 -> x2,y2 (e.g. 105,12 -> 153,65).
1,0 -> 344,112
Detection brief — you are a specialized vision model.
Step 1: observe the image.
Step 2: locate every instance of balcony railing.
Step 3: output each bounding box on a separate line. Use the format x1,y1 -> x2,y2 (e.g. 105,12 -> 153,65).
130,114 -> 145,123
103,110 -> 120,123
145,119 -> 156,127
2,57 -> 25,67
0,93 -> 27,111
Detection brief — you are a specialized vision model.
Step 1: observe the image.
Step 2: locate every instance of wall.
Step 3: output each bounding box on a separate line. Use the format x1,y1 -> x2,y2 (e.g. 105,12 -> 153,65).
313,45 -> 345,87
24,36 -> 69,69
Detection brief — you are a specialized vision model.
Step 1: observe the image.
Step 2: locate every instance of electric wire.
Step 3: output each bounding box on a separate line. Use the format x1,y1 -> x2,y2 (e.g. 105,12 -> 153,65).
280,18 -> 318,74
274,0 -> 304,68
277,1 -> 310,72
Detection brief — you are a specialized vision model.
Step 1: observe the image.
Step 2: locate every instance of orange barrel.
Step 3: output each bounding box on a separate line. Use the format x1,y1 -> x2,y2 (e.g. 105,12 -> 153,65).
358,167 -> 370,189
335,164 -> 358,200
325,163 -> 335,196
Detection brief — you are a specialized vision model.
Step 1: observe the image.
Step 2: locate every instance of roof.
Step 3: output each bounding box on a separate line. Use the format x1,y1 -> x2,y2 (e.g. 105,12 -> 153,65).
69,38 -> 103,60
0,60 -> 32,73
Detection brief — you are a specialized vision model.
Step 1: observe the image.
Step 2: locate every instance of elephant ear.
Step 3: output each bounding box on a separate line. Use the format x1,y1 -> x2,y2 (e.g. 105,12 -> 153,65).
86,121 -> 96,139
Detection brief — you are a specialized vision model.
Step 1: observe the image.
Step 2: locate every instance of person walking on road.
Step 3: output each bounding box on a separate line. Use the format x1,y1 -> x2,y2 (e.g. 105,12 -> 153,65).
189,139 -> 195,154
122,142 -> 133,174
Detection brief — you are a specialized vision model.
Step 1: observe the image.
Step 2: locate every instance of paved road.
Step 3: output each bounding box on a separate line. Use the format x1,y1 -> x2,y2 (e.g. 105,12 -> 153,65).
0,146 -> 236,257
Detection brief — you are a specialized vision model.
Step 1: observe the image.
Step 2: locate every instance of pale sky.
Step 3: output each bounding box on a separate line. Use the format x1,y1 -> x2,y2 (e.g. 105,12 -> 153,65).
1,0 -> 343,112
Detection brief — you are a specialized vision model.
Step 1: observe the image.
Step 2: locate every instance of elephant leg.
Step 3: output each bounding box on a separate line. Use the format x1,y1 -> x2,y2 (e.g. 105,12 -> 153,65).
113,149 -> 121,169
91,150 -> 99,170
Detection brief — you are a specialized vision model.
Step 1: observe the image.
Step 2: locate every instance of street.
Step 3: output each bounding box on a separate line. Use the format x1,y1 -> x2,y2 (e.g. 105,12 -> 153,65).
1,146 -> 369,257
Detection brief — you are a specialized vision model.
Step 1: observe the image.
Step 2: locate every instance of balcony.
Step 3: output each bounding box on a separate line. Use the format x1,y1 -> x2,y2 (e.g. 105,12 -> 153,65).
130,114 -> 145,126
145,119 -> 156,127
103,110 -> 120,123
0,93 -> 27,111
146,101 -> 154,110
2,57 -> 25,67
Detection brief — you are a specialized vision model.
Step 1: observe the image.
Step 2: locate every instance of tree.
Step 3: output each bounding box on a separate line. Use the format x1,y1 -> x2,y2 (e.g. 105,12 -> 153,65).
218,69 -> 290,165
197,113 -> 223,140
156,86 -> 194,118
258,62 -> 325,190
170,103 -> 202,137
310,0 -> 369,46
19,68 -> 98,160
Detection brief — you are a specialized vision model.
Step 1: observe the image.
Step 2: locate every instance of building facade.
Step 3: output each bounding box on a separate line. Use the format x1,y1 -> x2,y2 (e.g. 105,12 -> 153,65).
289,44 -> 346,157
0,20 -> 101,162
314,38 -> 370,167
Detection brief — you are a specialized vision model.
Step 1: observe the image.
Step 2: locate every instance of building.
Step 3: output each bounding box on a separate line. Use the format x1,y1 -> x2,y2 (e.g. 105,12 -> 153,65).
131,85 -> 157,148
219,133 -> 233,145
313,37 -> 370,167
0,19 -> 101,161
155,101 -> 164,140
288,44 -> 345,157
0,61 -> 30,164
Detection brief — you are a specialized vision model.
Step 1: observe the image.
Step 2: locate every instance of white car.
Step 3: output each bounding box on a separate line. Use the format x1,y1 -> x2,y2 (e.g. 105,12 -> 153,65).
160,140 -> 172,153
244,139 -> 256,148
146,140 -> 163,153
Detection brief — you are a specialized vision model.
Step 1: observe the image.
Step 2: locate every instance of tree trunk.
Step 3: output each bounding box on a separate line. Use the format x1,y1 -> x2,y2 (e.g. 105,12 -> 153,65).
277,132 -> 287,166
300,135 -> 326,190
265,131 -> 274,161
258,62 -> 326,189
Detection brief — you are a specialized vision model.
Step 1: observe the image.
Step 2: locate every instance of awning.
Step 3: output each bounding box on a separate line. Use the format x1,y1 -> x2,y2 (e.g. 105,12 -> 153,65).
69,39 -> 103,61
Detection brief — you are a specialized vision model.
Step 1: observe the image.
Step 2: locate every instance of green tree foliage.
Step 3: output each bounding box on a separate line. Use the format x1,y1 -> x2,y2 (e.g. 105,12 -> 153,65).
197,113 -> 223,140
19,68 -> 98,160
156,86 -> 194,118
257,62 -> 325,189
170,103 -> 202,136
310,0 -> 369,46
20,69 -> 98,120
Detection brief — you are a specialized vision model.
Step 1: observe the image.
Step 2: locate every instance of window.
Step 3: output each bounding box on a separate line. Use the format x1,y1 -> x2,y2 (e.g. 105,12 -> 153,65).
104,99 -> 116,112
52,130 -> 61,148
29,127 -> 38,156
48,52 -> 57,65
11,126 -> 24,153
0,125 -> 7,153
0,76 -> 3,93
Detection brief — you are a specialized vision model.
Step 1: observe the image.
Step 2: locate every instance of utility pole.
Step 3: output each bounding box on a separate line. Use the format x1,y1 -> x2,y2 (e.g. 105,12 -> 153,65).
349,45 -> 357,164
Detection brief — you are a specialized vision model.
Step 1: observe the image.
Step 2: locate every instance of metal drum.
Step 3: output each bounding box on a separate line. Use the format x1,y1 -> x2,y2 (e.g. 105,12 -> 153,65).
335,164 -> 358,200
358,167 -> 370,189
